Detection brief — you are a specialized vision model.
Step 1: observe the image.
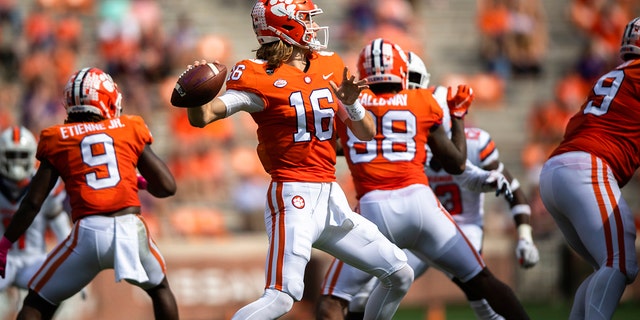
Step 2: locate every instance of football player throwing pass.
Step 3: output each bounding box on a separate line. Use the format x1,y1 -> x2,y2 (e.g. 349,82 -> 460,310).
181,1 -> 413,319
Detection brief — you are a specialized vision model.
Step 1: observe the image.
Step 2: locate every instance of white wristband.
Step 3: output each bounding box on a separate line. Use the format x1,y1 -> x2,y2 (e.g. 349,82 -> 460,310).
344,100 -> 366,121
517,224 -> 534,243
510,178 -> 521,192
511,204 -> 531,217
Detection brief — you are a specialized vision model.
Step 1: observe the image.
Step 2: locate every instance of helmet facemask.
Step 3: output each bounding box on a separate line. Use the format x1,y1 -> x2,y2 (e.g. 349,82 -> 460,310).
0,126 -> 37,183
407,52 -> 431,89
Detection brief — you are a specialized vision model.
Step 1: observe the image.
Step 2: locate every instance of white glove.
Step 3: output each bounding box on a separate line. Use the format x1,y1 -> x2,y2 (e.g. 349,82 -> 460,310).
515,224 -> 539,268
484,171 -> 513,201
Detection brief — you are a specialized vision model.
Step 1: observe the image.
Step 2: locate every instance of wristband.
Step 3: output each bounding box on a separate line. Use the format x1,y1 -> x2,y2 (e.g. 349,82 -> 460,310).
137,175 -> 148,190
0,236 -> 12,252
510,178 -> 520,192
517,224 -> 534,243
344,100 -> 366,121
511,204 -> 531,217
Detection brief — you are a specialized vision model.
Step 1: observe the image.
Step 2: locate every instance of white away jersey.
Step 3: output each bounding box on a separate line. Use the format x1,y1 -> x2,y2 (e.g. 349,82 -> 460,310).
0,178 -> 67,257
426,127 -> 499,226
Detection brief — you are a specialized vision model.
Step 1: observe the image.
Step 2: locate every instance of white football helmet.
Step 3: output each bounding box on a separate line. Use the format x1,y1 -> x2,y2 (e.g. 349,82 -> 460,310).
0,126 -> 37,182
251,0 -> 329,51
407,51 -> 430,89
620,17 -> 640,61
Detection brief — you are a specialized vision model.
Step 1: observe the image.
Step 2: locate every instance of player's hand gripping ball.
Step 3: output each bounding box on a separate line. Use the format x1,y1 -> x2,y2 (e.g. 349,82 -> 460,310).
171,62 -> 228,108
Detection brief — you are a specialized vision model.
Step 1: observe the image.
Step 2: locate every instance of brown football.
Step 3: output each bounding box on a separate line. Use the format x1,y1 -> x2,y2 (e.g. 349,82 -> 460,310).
171,62 -> 228,108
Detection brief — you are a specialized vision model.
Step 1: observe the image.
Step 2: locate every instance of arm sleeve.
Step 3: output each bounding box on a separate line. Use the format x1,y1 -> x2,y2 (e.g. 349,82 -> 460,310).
218,89 -> 265,116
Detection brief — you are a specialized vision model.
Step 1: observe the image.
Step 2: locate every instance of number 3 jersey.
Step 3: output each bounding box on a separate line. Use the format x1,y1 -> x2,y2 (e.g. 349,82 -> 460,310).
551,59 -> 640,187
426,128 -> 499,226
224,52 -> 346,182
36,115 -> 152,221
336,88 -> 443,199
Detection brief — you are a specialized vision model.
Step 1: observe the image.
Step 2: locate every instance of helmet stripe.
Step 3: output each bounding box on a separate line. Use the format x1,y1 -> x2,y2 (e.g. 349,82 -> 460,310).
372,38 -> 384,73
12,126 -> 20,144
73,67 -> 91,106
627,17 -> 640,43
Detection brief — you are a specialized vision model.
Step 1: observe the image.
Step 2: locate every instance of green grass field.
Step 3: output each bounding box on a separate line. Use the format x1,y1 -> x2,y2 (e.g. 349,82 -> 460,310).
393,301 -> 640,319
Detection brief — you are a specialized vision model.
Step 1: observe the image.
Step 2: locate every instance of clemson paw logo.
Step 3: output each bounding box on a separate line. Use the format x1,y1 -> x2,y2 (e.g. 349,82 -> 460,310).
292,195 -> 305,209
269,0 -> 295,16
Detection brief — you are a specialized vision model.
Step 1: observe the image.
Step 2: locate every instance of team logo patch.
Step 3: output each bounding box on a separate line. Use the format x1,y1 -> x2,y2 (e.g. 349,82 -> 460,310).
292,195 -> 305,209
274,79 -> 287,88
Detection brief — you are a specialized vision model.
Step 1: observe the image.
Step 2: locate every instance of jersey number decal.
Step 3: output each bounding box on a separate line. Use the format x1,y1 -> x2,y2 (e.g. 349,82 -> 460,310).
584,70 -> 624,116
81,133 -> 121,189
346,110 -> 417,163
291,89 -> 335,142
433,183 -> 463,215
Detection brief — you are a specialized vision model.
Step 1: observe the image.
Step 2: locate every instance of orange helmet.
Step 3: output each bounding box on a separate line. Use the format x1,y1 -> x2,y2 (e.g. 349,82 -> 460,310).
251,0 -> 328,51
357,38 -> 408,88
63,67 -> 122,119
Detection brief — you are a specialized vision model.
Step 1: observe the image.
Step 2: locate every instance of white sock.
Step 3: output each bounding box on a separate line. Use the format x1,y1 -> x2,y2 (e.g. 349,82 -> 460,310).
468,299 -> 505,320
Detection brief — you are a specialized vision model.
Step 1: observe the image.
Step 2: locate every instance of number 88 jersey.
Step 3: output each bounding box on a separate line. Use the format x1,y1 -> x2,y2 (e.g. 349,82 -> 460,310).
336,88 -> 442,199
36,115 -> 151,221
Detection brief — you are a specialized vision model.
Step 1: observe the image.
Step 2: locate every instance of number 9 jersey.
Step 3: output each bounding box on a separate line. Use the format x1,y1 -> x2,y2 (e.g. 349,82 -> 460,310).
36,115 -> 152,221
551,59 -> 640,186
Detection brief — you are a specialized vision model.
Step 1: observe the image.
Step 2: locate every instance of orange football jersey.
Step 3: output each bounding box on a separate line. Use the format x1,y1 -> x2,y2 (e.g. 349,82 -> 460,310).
225,52 -> 347,182
337,88 -> 443,199
551,59 -> 640,187
36,115 -> 152,221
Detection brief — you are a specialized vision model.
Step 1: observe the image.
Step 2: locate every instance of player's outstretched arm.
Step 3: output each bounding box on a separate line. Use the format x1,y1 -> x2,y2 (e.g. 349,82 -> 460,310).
484,160 -> 539,268
452,160 -> 513,201
331,67 -> 374,141
428,124 -> 466,175
0,160 -> 58,277
5,160 -> 58,242
137,145 -> 176,198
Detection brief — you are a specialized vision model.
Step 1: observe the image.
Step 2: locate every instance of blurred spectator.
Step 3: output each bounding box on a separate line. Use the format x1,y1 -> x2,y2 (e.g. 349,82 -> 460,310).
166,12 -> 200,70
230,146 -> 269,233
569,0 -> 629,60
504,0 -> 547,77
477,0 -> 547,79
477,0 -> 511,78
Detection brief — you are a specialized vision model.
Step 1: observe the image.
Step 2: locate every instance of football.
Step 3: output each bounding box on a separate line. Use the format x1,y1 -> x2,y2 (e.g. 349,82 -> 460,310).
171,62 -> 228,108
